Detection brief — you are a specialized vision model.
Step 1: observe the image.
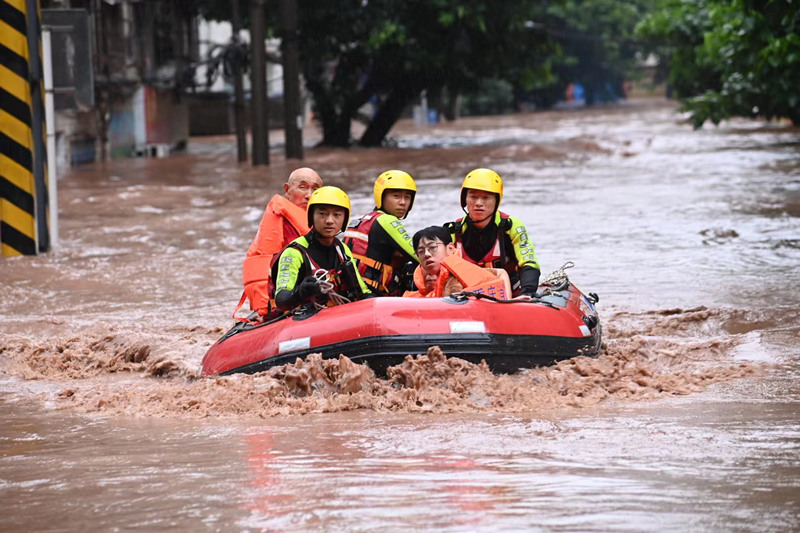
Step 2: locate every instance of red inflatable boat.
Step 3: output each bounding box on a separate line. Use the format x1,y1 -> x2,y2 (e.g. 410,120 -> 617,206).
201,280 -> 602,377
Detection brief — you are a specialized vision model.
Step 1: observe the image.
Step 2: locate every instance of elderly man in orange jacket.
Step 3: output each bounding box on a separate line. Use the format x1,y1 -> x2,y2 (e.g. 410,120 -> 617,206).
236,167 -> 323,319
403,226 -> 510,299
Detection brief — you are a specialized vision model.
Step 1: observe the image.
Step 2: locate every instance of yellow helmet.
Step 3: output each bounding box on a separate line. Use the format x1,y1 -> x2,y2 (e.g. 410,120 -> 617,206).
460,168 -> 503,209
374,170 -> 417,216
307,186 -> 351,232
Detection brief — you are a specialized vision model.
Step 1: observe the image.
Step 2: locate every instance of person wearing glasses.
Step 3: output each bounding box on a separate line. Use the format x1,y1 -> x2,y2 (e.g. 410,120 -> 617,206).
403,226 -> 510,299
343,170 -> 419,296
445,168 -> 540,299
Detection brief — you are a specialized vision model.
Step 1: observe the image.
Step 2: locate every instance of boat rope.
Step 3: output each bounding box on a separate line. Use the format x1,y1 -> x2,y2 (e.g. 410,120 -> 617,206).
313,269 -> 351,307
452,291 -> 559,309
453,261 -> 577,305
541,260 -> 574,286
539,261 -> 574,292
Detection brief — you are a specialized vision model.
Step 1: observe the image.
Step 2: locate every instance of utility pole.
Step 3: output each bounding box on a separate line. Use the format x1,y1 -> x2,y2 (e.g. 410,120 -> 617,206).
279,0 -> 303,160
250,0 -> 269,165
1,0 -> 48,256
230,0 -> 248,162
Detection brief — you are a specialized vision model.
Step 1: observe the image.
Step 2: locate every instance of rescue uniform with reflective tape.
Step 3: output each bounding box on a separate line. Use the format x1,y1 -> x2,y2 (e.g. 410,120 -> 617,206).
239,195 -> 309,316
272,232 -> 372,311
447,212 -> 541,296
342,210 -> 419,296
403,254 -> 510,298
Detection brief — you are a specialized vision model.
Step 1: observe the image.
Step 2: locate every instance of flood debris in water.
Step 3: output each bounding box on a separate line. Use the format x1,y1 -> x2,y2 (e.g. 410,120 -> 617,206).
700,227 -> 740,245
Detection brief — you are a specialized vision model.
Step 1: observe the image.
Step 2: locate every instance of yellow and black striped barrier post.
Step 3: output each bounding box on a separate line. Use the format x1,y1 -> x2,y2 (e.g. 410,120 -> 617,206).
0,0 -> 49,257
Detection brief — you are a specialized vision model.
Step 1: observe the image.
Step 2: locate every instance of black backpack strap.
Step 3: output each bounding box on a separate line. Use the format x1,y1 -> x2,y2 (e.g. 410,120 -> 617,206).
497,216 -> 513,268
333,240 -> 370,299
444,220 -> 461,243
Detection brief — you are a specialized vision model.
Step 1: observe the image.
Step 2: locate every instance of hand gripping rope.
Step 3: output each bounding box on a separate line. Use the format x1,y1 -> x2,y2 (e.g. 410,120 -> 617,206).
312,269 -> 352,307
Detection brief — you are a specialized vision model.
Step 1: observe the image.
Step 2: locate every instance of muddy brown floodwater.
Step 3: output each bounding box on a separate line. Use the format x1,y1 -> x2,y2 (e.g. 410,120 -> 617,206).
1,99 -> 799,531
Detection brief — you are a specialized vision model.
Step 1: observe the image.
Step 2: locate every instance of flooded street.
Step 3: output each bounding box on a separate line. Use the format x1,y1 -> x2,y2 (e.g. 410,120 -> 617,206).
2,99 -> 799,531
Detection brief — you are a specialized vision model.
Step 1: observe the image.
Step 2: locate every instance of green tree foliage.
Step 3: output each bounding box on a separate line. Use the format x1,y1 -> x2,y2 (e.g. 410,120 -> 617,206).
194,0 -> 656,145
637,0 -> 800,127
196,0 -> 555,146
296,0 -> 555,146
462,79 -> 516,116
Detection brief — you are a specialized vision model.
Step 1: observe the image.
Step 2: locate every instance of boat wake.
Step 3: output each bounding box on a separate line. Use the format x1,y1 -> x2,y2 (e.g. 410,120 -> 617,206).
0,306 -> 767,418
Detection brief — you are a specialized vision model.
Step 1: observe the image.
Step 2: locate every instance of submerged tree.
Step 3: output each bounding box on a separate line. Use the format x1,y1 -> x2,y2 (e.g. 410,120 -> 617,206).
637,0 -> 800,127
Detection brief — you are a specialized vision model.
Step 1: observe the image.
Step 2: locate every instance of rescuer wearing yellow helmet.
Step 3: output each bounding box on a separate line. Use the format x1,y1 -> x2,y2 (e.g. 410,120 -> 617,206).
446,168 -> 541,298
272,186 -> 372,311
342,170 -> 420,296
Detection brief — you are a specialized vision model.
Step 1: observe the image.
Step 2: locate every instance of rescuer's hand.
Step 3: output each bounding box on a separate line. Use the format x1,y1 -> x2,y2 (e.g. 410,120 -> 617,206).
297,276 -> 323,298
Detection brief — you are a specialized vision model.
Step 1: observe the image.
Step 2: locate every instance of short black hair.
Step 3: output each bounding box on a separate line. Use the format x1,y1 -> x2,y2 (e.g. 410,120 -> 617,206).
412,225 -> 453,251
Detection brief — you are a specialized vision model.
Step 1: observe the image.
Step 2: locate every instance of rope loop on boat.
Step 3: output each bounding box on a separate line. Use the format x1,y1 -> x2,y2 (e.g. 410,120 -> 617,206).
541,261 -> 574,286
539,261 -> 573,293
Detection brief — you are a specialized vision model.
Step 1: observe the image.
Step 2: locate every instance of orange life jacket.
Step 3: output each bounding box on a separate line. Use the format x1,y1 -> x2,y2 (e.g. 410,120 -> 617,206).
235,195 -> 309,318
404,254 -> 510,299
404,264 -> 438,298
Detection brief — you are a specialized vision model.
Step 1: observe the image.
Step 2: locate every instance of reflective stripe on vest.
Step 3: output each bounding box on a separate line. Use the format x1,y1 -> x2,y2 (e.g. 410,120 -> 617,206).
343,211 -> 378,254
287,237 -> 348,276
273,236 -> 351,307
453,213 -> 514,269
342,211 -> 393,293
